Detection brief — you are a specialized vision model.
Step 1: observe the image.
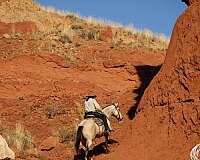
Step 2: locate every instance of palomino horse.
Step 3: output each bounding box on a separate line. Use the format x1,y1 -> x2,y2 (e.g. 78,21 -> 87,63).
75,103 -> 123,160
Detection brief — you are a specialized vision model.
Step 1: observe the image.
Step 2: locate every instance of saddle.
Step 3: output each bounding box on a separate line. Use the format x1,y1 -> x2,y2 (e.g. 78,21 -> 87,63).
93,118 -> 104,127
84,115 -> 104,127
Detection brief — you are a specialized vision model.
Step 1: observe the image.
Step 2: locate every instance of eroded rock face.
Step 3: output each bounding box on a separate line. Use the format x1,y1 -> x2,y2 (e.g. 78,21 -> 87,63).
182,0 -> 200,6
111,2 -> 200,160
128,1 -> 200,160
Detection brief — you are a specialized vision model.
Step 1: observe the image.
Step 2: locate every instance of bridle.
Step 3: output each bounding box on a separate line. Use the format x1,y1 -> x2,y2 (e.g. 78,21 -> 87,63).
113,103 -> 121,121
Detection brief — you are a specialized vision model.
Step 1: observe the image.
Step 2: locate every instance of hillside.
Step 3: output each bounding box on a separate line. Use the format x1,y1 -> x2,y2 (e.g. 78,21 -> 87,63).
0,0 -> 168,160
0,0 -> 169,56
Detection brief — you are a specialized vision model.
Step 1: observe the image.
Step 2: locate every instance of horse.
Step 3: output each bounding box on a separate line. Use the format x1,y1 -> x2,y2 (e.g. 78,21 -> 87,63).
75,103 -> 123,160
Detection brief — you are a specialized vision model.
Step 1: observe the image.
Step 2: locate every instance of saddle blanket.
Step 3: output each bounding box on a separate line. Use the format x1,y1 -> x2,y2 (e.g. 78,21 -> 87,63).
93,118 -> 104,127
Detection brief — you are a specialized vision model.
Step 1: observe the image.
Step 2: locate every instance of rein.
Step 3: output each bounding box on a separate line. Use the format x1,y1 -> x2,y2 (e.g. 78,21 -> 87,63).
113,104 -> 121,121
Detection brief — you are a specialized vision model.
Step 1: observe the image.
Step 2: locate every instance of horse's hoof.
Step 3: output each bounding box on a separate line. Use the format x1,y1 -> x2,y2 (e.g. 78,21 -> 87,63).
105,149 -> 110,154
86,157 -> 92,160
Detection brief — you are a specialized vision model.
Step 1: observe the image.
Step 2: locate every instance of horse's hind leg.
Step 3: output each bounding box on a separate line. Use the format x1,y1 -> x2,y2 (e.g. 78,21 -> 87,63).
104,134 -> 110,153
86,139 -> 93,160
82,138 -> 87,151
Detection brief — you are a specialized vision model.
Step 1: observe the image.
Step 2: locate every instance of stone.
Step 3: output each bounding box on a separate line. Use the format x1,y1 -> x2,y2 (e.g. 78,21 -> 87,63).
39,137 -> 59,151
103,60 -> 125,68
0,135 -> 15,160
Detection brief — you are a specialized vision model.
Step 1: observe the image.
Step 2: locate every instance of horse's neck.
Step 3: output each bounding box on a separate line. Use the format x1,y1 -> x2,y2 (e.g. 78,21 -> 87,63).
102,105 -> 114,118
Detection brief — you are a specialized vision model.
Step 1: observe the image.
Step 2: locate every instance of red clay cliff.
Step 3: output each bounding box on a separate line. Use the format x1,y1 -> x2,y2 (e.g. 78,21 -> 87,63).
111,1 -> 200,160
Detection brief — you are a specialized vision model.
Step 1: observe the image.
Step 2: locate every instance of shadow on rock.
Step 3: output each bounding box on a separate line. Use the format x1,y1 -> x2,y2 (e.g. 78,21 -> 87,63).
127,65 -> 161,120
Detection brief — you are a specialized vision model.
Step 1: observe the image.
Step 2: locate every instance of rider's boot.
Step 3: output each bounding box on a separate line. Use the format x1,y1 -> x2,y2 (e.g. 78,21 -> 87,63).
104,130 -> 109,136
104,127 -> 111,136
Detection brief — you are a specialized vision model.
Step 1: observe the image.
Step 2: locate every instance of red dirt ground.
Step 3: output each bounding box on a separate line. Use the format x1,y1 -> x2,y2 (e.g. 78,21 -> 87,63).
0,22 -> 165,159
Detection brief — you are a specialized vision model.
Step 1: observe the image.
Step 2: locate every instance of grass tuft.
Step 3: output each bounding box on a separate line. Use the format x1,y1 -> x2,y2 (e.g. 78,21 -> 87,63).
7,123 -> 33,153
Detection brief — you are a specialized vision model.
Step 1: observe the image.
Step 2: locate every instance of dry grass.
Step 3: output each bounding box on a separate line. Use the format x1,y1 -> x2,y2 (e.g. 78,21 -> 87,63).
7,123 -> 33,153
0,121 -> 9,136
123,28 -> 169,51
81,29 -> 100,41
0,0 -> 169,52
64,49 -> 75,63
60,25 -> 74,43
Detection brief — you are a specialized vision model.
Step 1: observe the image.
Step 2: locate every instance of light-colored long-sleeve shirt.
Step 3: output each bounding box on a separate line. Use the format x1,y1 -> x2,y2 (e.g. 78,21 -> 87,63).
84,98 -> 102,112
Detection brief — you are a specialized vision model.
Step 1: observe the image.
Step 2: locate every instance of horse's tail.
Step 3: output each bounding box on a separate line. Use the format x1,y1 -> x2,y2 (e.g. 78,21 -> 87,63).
75,126 -> 83,155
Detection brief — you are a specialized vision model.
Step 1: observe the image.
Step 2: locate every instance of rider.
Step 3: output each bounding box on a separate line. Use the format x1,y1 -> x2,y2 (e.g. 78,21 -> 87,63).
84,92 -> 111,135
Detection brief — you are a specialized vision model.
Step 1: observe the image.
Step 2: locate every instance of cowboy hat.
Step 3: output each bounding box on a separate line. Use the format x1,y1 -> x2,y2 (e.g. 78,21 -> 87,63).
85,91 -> 97,98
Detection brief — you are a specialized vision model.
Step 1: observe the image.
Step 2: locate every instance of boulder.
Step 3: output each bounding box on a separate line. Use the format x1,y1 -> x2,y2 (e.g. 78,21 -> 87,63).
39,137 -> 59,151
103,60 -> 125,68
0,135 -> 15,160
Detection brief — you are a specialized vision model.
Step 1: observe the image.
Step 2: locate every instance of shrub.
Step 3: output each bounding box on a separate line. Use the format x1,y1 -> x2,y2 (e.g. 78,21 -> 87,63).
64,50 -> 75,63
45,106 -> 57,119
71,24 -> 83,30
80,30 -> 100,41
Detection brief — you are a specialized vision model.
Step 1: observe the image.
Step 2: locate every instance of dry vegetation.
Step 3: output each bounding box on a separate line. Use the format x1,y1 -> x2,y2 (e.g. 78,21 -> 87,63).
0,0 -> 169,54
0,121 -> 33,157
7,123 -> 33,153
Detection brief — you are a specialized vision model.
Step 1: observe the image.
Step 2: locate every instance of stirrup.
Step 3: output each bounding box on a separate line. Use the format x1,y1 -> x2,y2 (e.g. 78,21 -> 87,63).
104,130 -> 110,135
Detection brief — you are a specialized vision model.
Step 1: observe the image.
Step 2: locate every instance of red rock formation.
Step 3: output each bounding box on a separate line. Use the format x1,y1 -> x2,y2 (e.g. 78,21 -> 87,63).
111,1 -> 200,160
0,21 -> 37,36
134,1 -> 200,159
182,0 -> 200,6
99,27 -> 113,42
